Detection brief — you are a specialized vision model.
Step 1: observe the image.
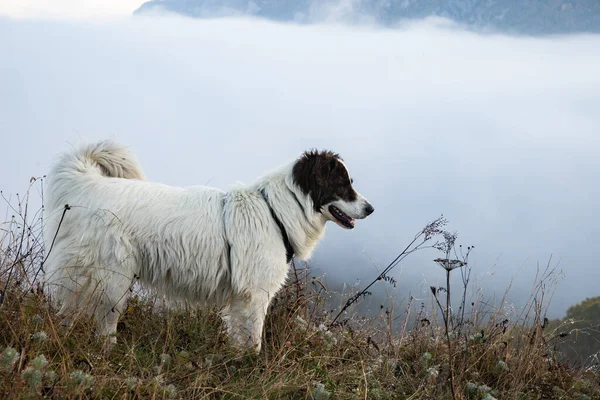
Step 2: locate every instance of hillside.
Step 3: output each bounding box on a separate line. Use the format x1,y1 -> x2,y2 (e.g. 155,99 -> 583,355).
1,185 -> 599,399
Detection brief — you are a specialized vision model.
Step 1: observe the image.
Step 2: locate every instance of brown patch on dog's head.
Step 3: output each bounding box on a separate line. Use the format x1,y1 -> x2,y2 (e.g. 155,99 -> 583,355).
292,149 -> 357,212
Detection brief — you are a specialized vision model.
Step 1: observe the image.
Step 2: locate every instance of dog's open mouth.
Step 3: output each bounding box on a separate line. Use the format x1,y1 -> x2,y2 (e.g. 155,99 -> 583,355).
329,205 -> 355,229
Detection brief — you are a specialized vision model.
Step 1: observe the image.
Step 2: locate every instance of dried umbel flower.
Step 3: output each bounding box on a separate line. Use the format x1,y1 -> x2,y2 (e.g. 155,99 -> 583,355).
434,258 -> 466,271
0,347 -> 19,371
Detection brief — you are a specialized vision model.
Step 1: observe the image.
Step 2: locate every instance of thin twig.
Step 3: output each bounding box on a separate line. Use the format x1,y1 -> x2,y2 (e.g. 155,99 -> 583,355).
30,204 -> 71,285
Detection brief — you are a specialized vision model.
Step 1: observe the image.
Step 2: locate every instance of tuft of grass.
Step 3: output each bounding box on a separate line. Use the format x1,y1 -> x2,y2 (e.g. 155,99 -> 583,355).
1,181 -> 599,399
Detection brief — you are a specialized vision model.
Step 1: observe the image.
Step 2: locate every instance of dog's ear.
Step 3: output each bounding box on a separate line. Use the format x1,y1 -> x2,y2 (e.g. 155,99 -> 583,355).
328,157 -> 338,173
315,152 -> 338,185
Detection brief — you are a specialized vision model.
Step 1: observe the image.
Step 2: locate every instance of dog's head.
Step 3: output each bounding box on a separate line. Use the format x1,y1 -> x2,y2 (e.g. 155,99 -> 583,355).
292,150 -> 374,229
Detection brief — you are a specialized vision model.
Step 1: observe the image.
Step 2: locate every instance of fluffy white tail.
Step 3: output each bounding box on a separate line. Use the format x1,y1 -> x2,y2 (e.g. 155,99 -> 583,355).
52,140 -> 145,180
44,139 -> 146,231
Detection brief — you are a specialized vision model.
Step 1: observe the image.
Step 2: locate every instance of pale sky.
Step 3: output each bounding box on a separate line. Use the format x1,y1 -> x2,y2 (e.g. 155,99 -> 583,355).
0,0 -> 144,19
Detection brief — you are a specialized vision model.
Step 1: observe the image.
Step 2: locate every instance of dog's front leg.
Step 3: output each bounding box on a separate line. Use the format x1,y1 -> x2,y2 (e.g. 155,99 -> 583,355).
221,292 -> 271,353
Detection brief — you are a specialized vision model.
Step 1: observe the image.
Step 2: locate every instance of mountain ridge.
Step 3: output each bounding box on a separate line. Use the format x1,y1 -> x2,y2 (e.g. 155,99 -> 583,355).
133,0 -> 600,35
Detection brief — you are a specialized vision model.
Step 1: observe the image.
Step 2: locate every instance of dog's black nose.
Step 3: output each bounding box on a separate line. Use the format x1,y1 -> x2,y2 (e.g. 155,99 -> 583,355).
364,203 -> 374,216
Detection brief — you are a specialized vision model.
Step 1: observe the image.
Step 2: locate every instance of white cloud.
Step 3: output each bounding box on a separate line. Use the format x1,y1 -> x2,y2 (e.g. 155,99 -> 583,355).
1,15 -> 599,317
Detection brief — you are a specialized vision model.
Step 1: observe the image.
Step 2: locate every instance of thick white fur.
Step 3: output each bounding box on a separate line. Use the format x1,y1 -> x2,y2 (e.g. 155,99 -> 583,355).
43,140 -> 370,352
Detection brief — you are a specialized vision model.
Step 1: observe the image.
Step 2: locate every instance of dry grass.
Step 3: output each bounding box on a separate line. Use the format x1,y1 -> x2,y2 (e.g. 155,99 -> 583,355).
1,181 -> 599,399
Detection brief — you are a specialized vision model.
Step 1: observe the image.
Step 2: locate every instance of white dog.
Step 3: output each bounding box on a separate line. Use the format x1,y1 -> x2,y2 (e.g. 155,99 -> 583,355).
43,140 -> 374,352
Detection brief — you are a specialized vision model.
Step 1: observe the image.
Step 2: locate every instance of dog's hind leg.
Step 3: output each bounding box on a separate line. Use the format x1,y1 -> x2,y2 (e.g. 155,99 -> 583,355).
44,219 -> 138,355
97,308 -> 121,355
89,249 -> 138,355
